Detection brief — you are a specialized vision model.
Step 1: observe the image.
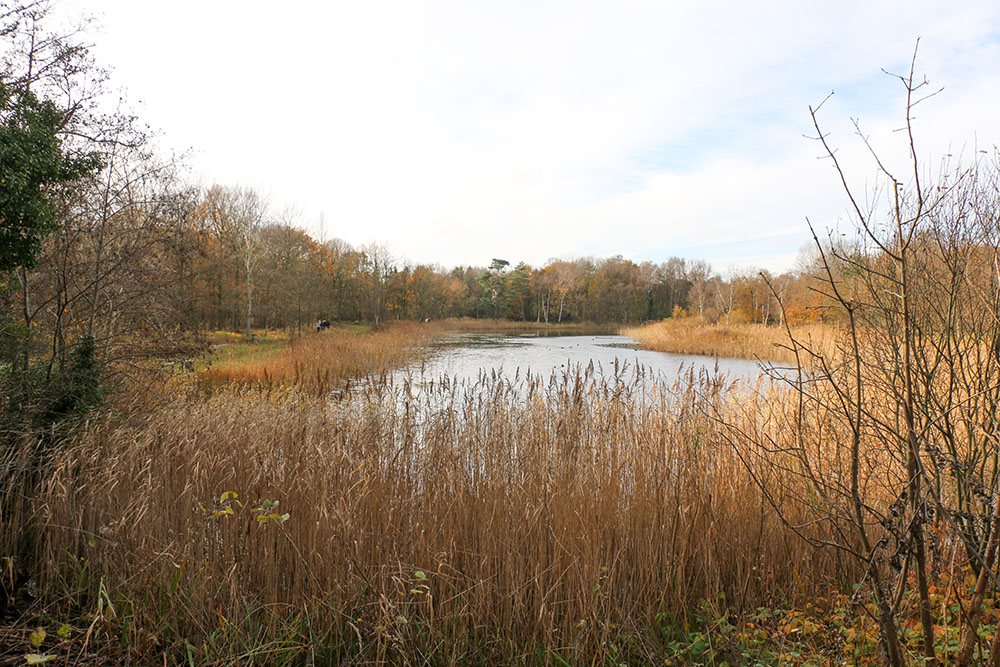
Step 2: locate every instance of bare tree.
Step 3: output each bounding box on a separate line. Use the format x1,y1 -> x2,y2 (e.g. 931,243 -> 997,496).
727,46 -> 1000,665
202,185 -> 268,337
687,260 -> 713,316
360,242 -> 395,328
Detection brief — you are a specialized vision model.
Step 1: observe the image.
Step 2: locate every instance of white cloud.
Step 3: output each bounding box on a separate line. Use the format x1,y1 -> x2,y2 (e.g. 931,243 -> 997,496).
61,0 -> 1000,273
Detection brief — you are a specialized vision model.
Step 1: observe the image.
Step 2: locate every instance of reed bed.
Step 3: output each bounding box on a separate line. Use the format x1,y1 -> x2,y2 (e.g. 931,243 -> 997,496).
195,322 -> 439,395
38,368 -> 845,664
22,323 -> 992,663
621,318 -> 834,364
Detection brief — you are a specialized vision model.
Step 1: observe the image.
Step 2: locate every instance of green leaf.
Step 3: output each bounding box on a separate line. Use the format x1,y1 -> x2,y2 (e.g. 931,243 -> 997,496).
219,491 -> 238,503
24,655 -> 58,665
56,624 -> 71,639
413,571 -> 427,580
28,628 -> 45,648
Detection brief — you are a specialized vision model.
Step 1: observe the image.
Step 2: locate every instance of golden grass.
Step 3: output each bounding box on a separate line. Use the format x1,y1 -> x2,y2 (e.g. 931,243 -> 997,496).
621,317 -> 835,364
38,370 -> 846,664
195,322 -> 439,395
201,328 -> 292,346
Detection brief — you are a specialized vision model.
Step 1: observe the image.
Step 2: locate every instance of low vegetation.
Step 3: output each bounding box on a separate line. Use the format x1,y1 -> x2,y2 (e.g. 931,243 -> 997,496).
194,322 -> 440,395
621,316 -> 833,364
11,336 -> 1000,664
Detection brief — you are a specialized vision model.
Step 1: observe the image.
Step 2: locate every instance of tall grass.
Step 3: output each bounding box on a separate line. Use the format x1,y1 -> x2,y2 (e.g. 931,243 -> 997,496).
38,367 -> 845,664
196,322 -> 438,395
621,318 -> 833,364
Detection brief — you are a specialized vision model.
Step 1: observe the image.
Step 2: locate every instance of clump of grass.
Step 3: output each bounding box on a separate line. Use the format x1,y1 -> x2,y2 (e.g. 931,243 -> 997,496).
621,317 -> 834,364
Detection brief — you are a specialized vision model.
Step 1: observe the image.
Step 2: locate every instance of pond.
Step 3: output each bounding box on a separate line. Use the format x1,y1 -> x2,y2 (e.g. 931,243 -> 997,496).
396,332 -> 773,389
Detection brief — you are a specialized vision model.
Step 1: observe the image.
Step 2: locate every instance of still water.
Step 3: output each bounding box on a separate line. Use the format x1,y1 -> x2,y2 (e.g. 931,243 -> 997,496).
396,332 -> 771,387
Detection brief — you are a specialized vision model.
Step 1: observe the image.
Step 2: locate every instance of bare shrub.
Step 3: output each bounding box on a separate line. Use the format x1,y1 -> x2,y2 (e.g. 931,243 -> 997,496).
726,46 -> 1000,665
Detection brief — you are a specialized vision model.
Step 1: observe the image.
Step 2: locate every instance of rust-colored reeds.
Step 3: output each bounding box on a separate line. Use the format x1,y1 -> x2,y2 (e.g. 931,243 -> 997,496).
37,365 -> 845,664
195,322 -> 438,396
622,318 -> 834,364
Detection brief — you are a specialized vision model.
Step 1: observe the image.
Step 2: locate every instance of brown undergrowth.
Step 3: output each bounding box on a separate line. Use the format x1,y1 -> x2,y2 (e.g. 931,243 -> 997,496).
34,367 -> 848,664
195,322 -> 441,395
12,323 -> 996,664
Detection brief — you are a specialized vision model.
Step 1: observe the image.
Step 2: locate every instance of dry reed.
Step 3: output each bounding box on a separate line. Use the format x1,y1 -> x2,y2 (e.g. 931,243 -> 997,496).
196,322 -> 439,396
621,318 -> 834,364
38,367 -> 844,664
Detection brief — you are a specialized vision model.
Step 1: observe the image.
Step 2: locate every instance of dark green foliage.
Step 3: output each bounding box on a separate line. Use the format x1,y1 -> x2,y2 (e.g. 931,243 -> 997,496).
2,335 -> 105,437
477,258 -> 510,318
0,307 -> 26,365
0,77 -> 103,436
43,334 -> 104,425
0,84 -> 101,272
503,262 -> 531,319
0,332 -> 104,615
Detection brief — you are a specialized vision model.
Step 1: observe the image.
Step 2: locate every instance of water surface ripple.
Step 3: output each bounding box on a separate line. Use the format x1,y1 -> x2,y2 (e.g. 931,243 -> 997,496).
396,333 -> 768,389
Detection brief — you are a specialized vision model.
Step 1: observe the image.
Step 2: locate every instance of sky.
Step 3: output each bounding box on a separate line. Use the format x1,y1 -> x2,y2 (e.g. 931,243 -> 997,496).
56,0 -> 1000,273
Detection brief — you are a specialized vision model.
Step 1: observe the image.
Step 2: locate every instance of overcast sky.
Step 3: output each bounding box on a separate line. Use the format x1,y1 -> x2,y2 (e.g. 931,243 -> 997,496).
58,0 -> 1000,272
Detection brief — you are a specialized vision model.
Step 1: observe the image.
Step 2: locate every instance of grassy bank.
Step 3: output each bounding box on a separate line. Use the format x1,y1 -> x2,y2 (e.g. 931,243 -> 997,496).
21,362 -> 992,664
621,317 -> 834,364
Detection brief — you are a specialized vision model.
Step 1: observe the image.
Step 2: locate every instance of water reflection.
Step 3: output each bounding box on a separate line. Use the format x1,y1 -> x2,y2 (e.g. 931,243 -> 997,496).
398,333 -> 767,388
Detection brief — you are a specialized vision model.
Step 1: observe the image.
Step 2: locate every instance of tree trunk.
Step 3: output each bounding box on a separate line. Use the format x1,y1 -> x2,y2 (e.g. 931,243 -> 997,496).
245,269 -> 252,338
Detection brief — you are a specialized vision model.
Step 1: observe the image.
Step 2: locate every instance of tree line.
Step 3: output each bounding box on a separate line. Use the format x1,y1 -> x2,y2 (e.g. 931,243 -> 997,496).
163,212 -> 830,332
75,179 -> 830,335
